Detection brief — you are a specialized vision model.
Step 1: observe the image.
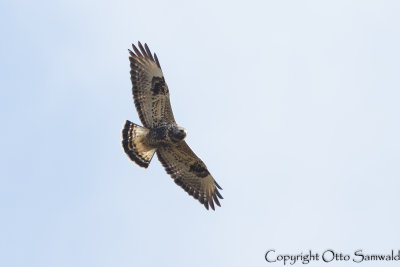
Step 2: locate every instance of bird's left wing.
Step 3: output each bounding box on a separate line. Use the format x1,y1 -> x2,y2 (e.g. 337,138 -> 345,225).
156,141 -> 223,210
129,42 -> 176,128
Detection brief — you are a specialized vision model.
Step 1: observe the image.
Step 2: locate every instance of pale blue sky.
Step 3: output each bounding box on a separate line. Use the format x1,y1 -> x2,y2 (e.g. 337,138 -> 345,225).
1,0 -> 400,266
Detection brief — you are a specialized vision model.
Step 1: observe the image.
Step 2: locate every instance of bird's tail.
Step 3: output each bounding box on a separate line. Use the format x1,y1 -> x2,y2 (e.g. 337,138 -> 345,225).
122,120 -> 156,168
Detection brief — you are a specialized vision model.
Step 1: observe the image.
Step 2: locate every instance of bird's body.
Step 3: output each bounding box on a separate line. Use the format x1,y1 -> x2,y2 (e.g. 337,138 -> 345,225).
146,124 -> 187,146
122,42 -> 223,210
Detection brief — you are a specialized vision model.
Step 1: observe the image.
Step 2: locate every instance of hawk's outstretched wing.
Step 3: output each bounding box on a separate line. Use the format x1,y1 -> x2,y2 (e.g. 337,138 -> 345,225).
156,142 -> 223,210
129,42 -> 175,128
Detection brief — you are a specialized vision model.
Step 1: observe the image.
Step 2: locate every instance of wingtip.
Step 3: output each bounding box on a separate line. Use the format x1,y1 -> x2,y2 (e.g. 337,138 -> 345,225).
128,49 -> 136,58
213,193 -> 221,207
144,43 -> 155,61
130,41 -> 161,68
215,181 -> 223,190
215,189 -> 223,199
137,42 -> 147,58
154,53 -> 162,69
131,43 -> 143,58
209,200 -> 215,211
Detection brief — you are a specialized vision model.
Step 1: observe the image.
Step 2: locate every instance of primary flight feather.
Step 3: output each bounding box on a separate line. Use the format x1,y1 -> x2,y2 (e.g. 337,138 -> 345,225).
122,42 -> 223,210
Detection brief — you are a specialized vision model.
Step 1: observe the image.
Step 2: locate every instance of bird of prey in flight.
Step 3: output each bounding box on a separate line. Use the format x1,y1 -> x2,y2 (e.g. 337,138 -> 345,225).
122,42 -> 223,210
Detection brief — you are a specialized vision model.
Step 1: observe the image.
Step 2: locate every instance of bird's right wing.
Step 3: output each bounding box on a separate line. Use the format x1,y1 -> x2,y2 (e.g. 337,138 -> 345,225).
129,42 -> 176,128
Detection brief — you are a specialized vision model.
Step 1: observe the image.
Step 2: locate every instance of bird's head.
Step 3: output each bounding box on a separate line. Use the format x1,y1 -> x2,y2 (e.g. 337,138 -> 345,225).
169,125 -> 187,142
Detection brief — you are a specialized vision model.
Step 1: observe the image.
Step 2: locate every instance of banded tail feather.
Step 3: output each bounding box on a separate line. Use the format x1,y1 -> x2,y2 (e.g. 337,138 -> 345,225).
122,120 -> 156,168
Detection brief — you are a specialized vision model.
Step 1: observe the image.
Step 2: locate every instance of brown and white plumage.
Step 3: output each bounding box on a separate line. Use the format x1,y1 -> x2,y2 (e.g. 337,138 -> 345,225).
122,42 -> 223,210
157,142 -> 223,210
129,42 -> 175,128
